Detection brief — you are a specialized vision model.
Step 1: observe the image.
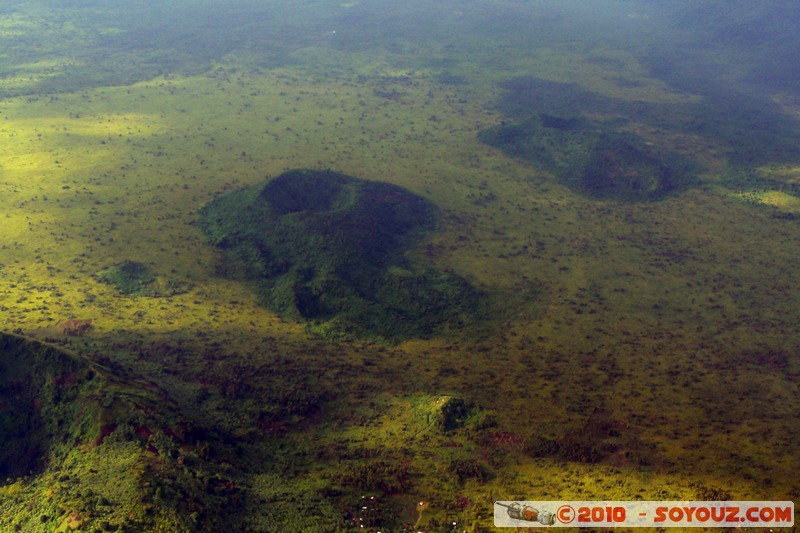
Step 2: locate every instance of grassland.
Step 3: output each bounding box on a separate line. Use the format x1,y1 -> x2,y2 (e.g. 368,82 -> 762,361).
0,2 -> 799,531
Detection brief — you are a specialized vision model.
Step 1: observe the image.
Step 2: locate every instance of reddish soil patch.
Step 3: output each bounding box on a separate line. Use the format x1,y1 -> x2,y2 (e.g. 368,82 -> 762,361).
60,319 -> 93,336
95,423 -> 117,446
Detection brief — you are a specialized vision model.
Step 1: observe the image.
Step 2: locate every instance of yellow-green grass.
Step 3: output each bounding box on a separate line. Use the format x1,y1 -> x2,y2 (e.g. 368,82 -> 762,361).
1,46 -> 798,529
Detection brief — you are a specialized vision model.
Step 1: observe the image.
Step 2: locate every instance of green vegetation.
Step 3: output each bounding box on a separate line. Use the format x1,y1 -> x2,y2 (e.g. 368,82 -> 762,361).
0,333 -> 243,532
199,169 -> 485,341
1,1 -> 800,531
95,260 -> 156,296
0,334 -> 95,480
490,74 -> 800,169
96,260 -> 191,297
478,113 -> 697,200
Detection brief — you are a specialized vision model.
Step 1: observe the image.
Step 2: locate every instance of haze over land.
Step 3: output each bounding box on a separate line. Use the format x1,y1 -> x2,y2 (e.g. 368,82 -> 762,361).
0,1 -> 798,531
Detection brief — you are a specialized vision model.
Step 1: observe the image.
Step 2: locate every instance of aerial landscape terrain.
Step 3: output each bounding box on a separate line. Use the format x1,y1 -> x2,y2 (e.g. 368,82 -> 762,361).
0,0 -> 798,531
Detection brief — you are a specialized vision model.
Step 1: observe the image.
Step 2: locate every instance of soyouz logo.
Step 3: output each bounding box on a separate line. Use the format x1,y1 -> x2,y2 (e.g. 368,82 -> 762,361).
494,501 -> 795,528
